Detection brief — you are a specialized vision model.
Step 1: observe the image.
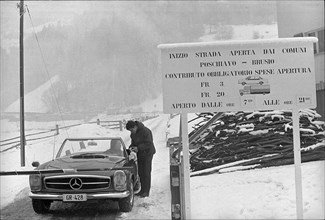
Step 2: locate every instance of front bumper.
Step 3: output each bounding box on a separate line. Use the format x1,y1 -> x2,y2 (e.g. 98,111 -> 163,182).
29,191 -> 130,201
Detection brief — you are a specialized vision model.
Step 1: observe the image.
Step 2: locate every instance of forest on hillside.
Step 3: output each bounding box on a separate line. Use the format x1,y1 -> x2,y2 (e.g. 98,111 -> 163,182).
1,1 -> 276,113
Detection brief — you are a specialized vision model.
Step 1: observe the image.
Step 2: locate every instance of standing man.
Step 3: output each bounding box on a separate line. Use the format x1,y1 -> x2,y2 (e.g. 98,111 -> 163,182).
126,120 -> 156,198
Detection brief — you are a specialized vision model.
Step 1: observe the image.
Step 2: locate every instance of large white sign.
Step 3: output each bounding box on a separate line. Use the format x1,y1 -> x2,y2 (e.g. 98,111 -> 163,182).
159,38 -> 317,113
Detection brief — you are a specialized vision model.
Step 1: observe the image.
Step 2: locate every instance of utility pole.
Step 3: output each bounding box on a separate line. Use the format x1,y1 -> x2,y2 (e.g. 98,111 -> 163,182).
19,0 -> 26,167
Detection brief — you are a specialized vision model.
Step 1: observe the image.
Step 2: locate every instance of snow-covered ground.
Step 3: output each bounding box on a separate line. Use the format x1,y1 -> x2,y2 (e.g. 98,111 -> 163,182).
1,114 -> 324,219
200,23 -> 278,42
5,75 -> 60,113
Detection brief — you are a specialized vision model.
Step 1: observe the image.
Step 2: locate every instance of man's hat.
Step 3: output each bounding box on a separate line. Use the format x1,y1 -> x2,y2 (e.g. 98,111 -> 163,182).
126,120 -> 137,130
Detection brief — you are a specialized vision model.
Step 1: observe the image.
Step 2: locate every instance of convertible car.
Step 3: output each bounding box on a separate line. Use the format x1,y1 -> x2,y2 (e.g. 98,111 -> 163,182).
29,137 -> 140,213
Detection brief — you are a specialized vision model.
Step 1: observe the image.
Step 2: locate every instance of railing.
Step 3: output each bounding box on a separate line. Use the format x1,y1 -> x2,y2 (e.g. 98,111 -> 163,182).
0,113 -> 160,154
92,119 -> 123,130
0,120 -> 123,153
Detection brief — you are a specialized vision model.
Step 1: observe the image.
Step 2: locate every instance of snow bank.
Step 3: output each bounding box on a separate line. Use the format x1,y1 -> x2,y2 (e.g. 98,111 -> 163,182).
191,161 -> 324,219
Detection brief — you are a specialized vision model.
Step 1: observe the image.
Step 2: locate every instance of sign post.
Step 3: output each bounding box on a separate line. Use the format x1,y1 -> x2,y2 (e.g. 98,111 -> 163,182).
292,108 -> 304,219
180,113 -> 191,219
158,37 -> 317,219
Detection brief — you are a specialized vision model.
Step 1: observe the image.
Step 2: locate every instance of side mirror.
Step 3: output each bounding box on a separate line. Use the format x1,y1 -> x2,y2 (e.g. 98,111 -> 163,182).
32,161 -> 40,167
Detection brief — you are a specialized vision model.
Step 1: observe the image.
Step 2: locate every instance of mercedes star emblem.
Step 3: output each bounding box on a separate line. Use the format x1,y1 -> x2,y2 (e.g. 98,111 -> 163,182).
69,177 -> 83,190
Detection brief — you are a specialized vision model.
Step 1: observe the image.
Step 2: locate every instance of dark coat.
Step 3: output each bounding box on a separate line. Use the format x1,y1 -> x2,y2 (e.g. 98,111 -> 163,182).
130,121 -> 156,159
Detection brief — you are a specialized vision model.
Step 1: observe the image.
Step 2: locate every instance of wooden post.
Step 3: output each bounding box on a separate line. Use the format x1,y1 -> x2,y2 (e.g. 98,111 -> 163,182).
170,142 -> 181,220
292,109 -> 304,219
56,124 -> 59,135
180,113 -> 191,219
119,121 -> 123,131
19,0 -> 25,167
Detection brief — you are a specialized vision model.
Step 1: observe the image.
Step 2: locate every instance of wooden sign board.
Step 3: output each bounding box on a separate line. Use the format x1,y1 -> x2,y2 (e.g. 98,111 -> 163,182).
159,38 -> 317,113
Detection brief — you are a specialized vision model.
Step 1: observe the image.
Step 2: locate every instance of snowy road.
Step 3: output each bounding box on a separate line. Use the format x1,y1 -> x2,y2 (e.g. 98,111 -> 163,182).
0,114 -> 172,219
1,187 -> 119,219
1,114 -> 324,219
119,114 -> 172,219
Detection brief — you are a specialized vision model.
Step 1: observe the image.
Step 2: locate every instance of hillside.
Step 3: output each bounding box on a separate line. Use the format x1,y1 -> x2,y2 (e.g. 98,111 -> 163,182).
3,23 -> 277,114
1,1 -> 277,113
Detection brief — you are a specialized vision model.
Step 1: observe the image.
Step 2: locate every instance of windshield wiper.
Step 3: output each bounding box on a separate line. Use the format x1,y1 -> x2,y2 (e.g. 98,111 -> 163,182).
70,153 -> 108,159
115,158 -> 127,164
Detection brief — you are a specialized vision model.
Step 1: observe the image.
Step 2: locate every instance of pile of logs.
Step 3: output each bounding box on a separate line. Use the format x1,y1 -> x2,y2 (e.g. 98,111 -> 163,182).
189,109 -> 325,173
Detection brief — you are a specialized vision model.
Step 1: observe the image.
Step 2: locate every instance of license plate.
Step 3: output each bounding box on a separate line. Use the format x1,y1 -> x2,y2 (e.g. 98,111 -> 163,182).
63,194 -> 87,202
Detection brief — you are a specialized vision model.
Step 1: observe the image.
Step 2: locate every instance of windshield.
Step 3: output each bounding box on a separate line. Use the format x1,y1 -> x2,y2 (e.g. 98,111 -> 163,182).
57,138 -> 125,158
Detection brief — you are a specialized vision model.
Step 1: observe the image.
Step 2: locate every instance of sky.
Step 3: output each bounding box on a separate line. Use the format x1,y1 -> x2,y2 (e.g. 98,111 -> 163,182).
0,113 -> 324,219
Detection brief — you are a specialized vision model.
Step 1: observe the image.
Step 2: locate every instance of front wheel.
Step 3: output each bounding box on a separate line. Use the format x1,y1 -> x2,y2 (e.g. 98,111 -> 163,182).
32,199 -> 51,214
118,180 -> 134,212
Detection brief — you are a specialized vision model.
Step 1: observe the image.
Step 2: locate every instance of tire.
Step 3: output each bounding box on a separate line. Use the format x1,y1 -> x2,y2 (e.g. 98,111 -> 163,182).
118,180 -> 134,212
32,199 -> 51,214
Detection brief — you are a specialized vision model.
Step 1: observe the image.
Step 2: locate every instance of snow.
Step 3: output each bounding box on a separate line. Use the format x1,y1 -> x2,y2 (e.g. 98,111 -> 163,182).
159,36 -> 318,50
300,128 -> 316,135
1,114 -> 324,219
300,109 -> 322,119
190,154 -> 278,177
285,123 -> 293,132
219,164 -> 260,173
191,161 -> 324,219
237,123 -> 255,133
5,75 -> 60,113
301,142 -> 325,152
271,114 -> 285,121
249,129 -> 269,135
200,24 -> 278,42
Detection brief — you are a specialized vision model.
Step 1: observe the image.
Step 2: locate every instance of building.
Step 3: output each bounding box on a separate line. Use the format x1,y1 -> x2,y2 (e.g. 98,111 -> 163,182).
277,0 -> 325,120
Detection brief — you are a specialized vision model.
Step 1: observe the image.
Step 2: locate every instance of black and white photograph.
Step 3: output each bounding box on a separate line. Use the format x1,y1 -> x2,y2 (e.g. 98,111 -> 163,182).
1,1 -> 324,219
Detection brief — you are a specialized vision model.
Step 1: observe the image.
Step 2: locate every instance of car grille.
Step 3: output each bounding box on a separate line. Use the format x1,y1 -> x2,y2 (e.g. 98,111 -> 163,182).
44,175 -> 111,191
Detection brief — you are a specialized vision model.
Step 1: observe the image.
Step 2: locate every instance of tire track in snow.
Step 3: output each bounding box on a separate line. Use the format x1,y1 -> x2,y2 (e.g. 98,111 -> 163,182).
0,187 -> 121,219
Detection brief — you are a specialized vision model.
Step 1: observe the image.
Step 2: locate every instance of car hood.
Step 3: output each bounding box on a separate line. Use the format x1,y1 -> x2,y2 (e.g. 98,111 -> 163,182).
38,156 -> 126,170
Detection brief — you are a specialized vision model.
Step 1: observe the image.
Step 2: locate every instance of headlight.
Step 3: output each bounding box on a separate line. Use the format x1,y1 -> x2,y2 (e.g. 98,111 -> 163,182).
29,174 -> 42,191
113,170 -> 127,191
